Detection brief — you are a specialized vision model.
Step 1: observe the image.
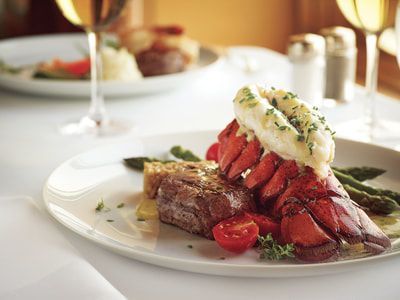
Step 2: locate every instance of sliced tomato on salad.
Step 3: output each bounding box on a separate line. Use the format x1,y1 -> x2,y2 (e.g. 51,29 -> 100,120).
245,212 -> 280,239
212,214 -> 259,253
57,57 -> 91,76
206,142 -> 220,162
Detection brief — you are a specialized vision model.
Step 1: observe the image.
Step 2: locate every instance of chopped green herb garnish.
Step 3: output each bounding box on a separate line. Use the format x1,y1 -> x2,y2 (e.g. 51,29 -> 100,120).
297,135 -> 305,142
187,244 -> 193,249
258,233 -> 294,261
106,219 -> 114,222
248,102 -> 257,108
318,116 -> 326,123
324,125 -> 336,136
271,98 -> 278,107
287,92 -> 297,98
117,203 -> 124,208
292,105 -> 298,110
283,95 -> 289,100
307,142 -> 314,155
271,86 -> 276,90
312,106 -> 319,110
266,108 -> 275,115
278,125 -> 289,131
95,198 -> 110,212
308,122 -> 318,132
311,185 -> 318,190
95,199 -> 105,212
274,122 -> 280,127
289,117 -> 301,127
137,218 -> 145,222
240,87 -> 257,103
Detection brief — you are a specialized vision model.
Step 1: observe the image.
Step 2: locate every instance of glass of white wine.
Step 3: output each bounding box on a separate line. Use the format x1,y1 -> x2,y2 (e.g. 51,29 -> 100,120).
55,0 -> 128,136
336,0 -> 399,143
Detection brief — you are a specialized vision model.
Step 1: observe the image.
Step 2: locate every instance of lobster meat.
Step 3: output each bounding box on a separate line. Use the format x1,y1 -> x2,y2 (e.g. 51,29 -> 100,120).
217,119 -> 391,262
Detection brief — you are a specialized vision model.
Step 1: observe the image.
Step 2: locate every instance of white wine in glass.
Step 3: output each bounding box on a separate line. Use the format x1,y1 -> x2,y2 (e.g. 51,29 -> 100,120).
55,0 -> 128,136
336,0 -> 399,143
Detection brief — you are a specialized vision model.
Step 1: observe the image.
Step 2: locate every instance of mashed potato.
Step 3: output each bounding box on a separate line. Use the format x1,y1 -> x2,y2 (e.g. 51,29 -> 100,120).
101,46 -> 143,81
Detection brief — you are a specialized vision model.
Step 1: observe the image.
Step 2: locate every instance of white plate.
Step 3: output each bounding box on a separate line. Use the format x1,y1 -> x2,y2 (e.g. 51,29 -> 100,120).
43,131 -> 400,277
0,33 -> 221,98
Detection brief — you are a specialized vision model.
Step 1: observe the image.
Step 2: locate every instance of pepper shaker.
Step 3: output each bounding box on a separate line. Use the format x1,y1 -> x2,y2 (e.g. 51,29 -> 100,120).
288,33 -> 326,108
320,26 -> 357,106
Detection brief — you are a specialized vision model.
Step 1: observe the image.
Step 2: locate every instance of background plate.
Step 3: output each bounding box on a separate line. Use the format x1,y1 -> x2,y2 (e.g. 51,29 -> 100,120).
43,131 -> 400,277
0,33 -> 221,98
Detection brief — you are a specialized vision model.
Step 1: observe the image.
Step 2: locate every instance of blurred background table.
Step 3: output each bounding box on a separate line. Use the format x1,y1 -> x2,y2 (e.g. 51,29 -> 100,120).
0,46 -> 400,299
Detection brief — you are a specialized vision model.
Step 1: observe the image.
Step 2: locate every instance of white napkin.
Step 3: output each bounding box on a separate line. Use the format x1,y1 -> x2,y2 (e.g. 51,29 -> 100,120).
0,196 -> 126,300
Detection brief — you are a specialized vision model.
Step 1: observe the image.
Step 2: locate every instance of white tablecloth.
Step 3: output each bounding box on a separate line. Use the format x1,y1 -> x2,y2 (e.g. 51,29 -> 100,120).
1,46 -> 400,300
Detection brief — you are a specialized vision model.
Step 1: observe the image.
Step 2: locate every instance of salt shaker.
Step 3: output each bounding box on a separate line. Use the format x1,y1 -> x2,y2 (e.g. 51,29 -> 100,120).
288,33 -> 326,107
320,26 -> 357,105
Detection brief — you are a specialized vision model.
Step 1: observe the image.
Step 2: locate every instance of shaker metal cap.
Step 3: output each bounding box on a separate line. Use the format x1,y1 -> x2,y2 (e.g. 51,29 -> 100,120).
319,26 -> 356,54
288,33 -> 325,61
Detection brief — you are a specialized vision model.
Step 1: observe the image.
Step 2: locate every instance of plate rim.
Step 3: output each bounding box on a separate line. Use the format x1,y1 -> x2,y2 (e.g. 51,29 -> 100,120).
42,131 -> 400,277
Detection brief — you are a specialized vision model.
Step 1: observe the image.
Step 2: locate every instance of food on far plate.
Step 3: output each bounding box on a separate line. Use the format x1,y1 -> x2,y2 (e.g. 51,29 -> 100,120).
119,25 -> 200,76
33,46 -> 142,81
125,84 -> 400,263
1,24 -> 200,81
34,57 -> 91,80
157,165 -> 256,239
101,46 -> 142,81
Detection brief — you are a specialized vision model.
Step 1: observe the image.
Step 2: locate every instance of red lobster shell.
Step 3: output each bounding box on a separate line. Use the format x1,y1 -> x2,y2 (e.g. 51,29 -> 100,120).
217,120 -> 391,262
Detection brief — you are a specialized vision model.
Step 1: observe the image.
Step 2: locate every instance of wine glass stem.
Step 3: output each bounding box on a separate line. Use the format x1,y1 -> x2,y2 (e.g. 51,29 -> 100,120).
87,30 -> 107,125
365,33 -> 379,141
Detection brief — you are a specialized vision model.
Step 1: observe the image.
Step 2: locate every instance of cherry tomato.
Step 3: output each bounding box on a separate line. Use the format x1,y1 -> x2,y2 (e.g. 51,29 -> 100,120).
206,142 -> 220,162
212,214 -> 259,253
245,212 -> 280,239
63,58 -> 91,76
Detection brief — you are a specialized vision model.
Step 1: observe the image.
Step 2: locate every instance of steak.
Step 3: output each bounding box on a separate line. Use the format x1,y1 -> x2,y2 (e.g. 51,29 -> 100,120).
136,49 -> 186,76
156,168 -> 256,239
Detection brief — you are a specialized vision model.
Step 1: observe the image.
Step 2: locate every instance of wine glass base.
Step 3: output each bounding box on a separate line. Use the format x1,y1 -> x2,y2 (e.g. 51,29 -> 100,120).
335,118 -> 400,150
59,116 -> 133,137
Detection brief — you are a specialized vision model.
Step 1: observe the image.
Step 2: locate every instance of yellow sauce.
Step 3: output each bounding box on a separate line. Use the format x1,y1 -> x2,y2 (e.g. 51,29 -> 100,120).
370,211 -> 400,239
135,195 -> 158,220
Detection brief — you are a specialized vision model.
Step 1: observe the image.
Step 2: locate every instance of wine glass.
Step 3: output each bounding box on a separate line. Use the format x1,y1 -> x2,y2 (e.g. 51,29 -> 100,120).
55,0 -> 129,136
336,0 -> 399,143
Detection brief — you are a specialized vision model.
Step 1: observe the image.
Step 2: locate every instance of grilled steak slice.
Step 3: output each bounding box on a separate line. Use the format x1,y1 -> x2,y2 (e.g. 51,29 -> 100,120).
157,168 -> 256,239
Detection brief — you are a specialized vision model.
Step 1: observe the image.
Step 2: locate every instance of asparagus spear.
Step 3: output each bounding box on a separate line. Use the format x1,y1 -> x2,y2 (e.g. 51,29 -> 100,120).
376,189 -> 400,204
170,146 -> 201,162
124,145 -> 201,171
333,169 -> 400,205
123,157 -> 174,171
332,166 -> 386,182
343,184 -> 398,215
333,169 -> 377,194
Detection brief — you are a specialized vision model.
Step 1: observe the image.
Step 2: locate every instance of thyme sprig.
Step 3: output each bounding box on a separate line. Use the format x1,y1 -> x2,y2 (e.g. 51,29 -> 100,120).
258,233 -> 295,261
95,198 -> 110,213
